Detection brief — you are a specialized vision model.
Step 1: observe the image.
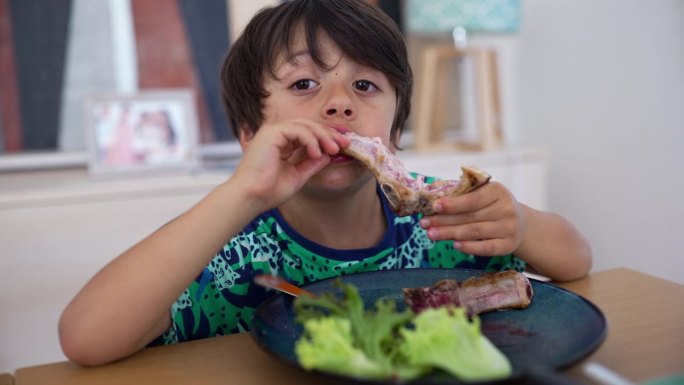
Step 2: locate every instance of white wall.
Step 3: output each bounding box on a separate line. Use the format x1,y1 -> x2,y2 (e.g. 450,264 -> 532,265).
516,0 -> 684,283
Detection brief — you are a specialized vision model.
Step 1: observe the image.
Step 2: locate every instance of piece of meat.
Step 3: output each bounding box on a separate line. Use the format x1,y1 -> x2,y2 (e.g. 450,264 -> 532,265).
403,270 -> 533,316
341,132 -> 491,216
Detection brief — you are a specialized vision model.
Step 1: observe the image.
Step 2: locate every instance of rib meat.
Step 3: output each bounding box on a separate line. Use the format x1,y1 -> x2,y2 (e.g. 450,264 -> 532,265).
403,270 -> 533,316
341,132 -> 491,216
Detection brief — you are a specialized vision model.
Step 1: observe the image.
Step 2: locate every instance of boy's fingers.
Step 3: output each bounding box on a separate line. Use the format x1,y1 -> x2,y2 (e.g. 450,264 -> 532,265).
423,198 -> 503,228
426,221 -> 506,243
281,121 -> 348,159
295,154 -> 331,178
327,130 -> 351,151
278,125 -> 323,159
424,222 -> 515,256
296,119 -> 350,154
422,211 -> 481,228
434,183 -> 498,214
305,124 -> 348,156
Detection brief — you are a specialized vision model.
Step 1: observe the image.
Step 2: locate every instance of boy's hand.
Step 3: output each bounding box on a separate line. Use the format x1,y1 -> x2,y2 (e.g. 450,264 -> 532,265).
231,118 -> 350,211
419,181 -> 527,257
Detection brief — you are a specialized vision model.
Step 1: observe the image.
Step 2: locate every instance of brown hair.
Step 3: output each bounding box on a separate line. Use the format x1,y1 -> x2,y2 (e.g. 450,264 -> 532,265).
220,0 -> 413,146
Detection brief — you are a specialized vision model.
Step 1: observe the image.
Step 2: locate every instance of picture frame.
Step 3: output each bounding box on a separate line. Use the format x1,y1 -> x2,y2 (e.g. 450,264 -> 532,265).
84,89 -> 200,176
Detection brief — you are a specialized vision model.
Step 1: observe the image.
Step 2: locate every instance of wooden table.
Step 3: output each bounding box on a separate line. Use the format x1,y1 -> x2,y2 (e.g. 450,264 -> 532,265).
13,268 -> 684,385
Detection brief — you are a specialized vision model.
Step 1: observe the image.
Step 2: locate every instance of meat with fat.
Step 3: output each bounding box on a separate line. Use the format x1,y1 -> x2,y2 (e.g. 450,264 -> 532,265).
341,132 -> 491,216
403,270 -> 533,316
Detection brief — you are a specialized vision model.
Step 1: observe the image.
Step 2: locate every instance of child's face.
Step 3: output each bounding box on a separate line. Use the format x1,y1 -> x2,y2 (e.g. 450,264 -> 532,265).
262,30 -> 398,192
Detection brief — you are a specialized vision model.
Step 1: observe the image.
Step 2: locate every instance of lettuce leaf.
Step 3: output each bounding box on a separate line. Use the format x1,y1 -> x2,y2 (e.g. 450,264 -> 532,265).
399,307 -> 512,381
294,279 -> 422,380
293,279 -> 511,382
295,316 -> 391,379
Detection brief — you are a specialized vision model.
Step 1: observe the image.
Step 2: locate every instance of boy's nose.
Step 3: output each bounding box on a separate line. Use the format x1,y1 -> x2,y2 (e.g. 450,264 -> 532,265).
322,87 -> 355,119
325,107 -> 353,117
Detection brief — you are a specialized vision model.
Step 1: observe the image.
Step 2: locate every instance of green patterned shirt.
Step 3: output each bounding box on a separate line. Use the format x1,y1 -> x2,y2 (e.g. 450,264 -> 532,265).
153,183 -> 525,345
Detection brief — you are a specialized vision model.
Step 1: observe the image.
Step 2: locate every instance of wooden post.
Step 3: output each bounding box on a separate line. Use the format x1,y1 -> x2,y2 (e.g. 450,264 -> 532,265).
412,45 -> 503,152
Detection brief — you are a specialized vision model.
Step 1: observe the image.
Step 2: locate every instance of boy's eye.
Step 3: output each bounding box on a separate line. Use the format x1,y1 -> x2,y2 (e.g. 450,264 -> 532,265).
291,79 -> 319,90
353,80 -> 378,92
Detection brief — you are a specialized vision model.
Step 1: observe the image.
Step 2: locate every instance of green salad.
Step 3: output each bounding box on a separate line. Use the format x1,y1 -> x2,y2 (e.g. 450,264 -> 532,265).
294,279 -> 512,382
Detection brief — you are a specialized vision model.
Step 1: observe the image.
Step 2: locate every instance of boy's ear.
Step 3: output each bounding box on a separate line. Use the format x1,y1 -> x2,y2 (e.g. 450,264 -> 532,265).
390,128 -> 403,152
238,126 -> 255,149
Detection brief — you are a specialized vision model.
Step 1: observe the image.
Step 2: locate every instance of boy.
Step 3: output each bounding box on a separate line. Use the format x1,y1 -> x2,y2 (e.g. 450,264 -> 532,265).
59,0 -> 592,366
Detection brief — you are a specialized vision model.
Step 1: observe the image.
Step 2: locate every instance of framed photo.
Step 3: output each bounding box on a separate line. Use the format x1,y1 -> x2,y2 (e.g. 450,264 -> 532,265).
85,89 -> 200,175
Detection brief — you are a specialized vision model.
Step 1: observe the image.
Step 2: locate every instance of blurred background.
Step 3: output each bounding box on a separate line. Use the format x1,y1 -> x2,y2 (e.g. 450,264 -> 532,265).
1,0 -> 682,374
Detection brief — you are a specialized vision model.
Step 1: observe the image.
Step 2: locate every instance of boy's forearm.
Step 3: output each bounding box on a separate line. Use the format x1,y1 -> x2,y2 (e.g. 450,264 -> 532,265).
514,206 -> 593,282
59,178 -> 264,366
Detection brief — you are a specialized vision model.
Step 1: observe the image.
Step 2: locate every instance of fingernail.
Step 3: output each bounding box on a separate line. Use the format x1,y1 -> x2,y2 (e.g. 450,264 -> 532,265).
420,218 -> 429,228
433,203 -> 443,213
453,241 -> 462,249
427,229 -> 438,238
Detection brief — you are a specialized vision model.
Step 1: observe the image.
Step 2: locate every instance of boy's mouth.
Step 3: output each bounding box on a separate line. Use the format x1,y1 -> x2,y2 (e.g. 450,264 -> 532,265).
330,154 -> 352,163
329,125 -> 355,163
330,125 -> 351,134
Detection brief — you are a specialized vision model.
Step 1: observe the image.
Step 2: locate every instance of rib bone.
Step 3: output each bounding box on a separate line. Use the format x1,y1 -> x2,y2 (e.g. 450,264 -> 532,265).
341,132 -> 491,216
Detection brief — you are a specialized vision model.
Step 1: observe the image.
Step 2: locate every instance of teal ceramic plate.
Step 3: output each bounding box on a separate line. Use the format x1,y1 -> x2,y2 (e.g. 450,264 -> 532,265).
250,268 -> 608,384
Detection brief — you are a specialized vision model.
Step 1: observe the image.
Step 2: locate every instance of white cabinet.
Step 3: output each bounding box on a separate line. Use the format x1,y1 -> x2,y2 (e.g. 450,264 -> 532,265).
0,170 -> 225,373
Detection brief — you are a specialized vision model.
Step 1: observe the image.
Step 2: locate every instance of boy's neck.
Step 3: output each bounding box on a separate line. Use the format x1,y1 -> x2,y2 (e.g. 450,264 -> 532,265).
278,182 -> 386,250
